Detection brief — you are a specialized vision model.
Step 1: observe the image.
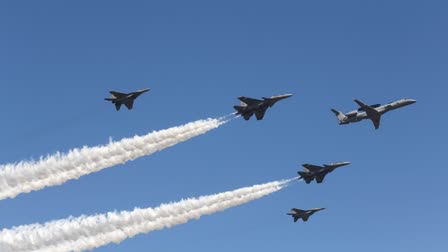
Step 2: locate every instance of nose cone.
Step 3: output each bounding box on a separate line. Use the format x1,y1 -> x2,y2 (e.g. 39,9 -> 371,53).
137,88 -> 150,93
330,161 -> 351,168
280,93 -> 293,99
406,99 -> 417,104
312,208 -> 326,212
271,93 -> 293,101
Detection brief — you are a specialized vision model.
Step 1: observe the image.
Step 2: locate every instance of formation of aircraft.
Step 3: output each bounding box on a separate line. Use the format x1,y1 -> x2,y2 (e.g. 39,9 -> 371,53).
331,98 -> 417,129
103,89 -> 416,224
233,94 -> 293,120
104,88 -> 150,111
287,208 -> 325,222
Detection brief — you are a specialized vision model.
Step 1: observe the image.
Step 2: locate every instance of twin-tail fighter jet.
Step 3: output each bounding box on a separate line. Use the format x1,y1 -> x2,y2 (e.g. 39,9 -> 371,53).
233,94 -> 293,120
298,162 -> 351,184
331,98 -> 416,129
287,208 -> 325,222
104,88 -> 150,111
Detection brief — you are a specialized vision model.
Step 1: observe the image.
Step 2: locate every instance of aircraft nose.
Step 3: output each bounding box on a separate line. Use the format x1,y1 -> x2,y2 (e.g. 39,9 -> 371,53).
279,94 -> 293,100
407,99 -> 417,104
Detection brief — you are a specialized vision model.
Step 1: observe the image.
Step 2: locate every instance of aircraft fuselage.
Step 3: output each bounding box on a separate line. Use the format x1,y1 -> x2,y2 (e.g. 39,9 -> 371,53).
338,98 -> 416,125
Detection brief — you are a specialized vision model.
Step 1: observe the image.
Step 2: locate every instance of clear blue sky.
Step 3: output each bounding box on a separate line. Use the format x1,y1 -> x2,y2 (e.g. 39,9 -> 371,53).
0,0 -> 446,251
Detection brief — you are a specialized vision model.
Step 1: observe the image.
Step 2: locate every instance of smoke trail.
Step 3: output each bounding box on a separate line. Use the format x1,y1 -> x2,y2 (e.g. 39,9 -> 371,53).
0,179 -> 290,252
0,117 -> 228,200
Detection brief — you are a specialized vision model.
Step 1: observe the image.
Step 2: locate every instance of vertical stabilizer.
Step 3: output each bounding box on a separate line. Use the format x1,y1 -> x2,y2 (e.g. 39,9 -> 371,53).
331,109 -> 347,122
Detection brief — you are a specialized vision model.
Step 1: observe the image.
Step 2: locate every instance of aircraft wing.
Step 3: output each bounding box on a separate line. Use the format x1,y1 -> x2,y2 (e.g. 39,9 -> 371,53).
255,107 -> 268,120
302,215 -> 309,222
354,99 -> 381,129
115,103 -> 122,111
291,208 -> 305,214
302,164 -> 323,172
316,174 -> 326,183
110,91 -> 128,98
293,216 -> 299,222
371,116 -> 381,129
125,101 -> 134,110
238,97 -> 262,106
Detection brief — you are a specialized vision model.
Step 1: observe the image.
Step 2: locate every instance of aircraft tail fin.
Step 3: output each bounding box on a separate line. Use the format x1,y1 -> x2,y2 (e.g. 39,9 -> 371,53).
331,109 -> 347,122
297,171 -> 307,178
115,103 -> 122,111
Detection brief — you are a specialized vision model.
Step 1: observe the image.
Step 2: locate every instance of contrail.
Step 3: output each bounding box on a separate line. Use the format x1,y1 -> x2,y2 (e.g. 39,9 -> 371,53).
0,117 -> 230,200
0,179 -> 292,252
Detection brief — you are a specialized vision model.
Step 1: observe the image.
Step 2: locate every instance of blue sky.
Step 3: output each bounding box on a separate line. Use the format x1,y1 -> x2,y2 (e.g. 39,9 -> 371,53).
0,0 -> 446,251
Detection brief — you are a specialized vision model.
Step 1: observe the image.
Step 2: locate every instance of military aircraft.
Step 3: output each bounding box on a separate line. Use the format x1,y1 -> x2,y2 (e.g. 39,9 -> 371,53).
233,94 -> 293,120
298,161 -> 351,184
287,208 -> 325,222
104,88 -> 150,111
331,98 -> 416,129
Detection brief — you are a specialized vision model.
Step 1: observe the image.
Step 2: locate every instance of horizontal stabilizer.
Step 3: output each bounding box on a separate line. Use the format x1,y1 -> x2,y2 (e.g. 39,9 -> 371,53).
233,106 -> 245,113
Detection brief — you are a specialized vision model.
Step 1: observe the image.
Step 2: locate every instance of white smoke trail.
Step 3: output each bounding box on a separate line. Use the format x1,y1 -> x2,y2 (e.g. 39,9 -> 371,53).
0,179 -> 290,252
0,117 -> 227,200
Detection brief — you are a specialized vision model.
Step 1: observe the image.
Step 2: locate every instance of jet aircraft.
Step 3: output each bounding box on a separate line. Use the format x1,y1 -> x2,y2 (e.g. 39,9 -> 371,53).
298,161 -> 351,184
287,208 -> 325,222
331,98 -> 416,129
104,88 -> 150,111
233,94 -> 293,120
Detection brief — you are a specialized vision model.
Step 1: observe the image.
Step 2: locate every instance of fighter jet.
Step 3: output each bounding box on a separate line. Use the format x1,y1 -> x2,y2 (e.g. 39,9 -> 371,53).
104,88 -> 150,111
287,208 -> 325,222
298,161 -> 351,184
331,98 -> 416,129
233,94 -> 293,120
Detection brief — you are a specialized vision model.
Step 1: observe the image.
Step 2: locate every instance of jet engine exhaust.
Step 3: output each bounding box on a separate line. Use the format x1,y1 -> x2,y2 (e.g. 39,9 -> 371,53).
0,117 -> 229,200
0,179 -> 289,252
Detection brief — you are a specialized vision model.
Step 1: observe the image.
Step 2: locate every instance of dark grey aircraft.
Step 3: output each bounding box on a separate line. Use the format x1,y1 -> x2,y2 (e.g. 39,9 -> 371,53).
233,94 -> 293,120
104,88 -> 150,111
331,98 -> 416,129
287,208 -> 325,222
298,161 -> 351,184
